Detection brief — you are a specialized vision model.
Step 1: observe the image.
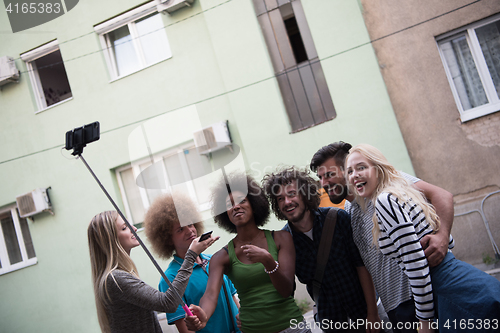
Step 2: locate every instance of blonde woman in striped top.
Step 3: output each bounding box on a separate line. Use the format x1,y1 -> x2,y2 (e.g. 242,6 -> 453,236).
345,144 -> 500,333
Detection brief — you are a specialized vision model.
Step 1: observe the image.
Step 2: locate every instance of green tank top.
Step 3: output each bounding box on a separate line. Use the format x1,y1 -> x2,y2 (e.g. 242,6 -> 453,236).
227,230 -> 303,333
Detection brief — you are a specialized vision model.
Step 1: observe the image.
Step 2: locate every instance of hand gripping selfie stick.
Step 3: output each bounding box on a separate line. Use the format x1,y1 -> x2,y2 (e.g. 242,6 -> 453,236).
66,122 -> 193,316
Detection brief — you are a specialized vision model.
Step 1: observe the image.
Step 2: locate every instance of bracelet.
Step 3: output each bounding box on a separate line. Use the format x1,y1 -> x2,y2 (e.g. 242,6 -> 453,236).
264,261 -> 279,274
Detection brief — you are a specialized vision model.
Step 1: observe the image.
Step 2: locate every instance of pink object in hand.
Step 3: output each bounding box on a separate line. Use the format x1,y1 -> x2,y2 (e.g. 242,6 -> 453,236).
182,304 -> 194,316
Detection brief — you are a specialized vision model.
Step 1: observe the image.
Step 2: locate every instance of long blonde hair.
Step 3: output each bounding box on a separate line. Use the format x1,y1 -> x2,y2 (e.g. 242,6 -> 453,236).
88,211 -> 139,333
346,144 -> 440,243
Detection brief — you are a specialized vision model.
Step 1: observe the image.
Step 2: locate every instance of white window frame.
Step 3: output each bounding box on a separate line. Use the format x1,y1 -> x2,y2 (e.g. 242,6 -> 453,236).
0,205 -> 37,275
116,142 -> 211,226
437,14 -> 500,122
20,40 -> 73,113
94,1 -> 172,81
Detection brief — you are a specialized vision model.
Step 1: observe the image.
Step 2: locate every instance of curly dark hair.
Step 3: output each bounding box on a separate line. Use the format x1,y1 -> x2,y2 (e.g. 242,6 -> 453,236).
310,141 -> 352,172
211,172 -> 270,234
262,166 -> 321,221
144,193 -> 203,259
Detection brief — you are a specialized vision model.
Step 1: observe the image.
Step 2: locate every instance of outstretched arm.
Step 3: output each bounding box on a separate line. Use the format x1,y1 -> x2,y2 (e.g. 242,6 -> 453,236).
185,248 -> 228,330
414,180 -> 454,267
108,250 -> 197,313
110,233 -> 215,313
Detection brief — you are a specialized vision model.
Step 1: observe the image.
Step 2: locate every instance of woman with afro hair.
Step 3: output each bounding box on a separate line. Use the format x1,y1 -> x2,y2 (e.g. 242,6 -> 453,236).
185,173 -> 310,333
144,193 -> 240,333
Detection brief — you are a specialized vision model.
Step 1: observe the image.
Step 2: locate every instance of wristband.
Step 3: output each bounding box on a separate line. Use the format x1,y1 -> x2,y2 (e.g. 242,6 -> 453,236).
264,261 -> 279,274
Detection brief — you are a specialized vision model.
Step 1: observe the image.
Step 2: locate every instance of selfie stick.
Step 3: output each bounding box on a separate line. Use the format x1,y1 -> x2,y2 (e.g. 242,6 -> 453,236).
77,154 -> 194,316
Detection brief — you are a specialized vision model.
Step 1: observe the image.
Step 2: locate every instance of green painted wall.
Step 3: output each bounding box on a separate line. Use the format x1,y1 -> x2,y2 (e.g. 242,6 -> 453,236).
0,0 -> 414,332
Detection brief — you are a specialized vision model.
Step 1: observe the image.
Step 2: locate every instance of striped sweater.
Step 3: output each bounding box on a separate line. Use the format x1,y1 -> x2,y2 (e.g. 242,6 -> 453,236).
375,192 -> 454,321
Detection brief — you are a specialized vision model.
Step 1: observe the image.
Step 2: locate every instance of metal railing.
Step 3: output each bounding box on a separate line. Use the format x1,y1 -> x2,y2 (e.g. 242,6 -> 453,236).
454,190 -> 500,260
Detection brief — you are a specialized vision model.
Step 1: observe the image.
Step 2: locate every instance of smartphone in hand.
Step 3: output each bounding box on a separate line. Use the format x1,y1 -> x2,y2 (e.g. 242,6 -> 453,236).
199,231 -> 213,242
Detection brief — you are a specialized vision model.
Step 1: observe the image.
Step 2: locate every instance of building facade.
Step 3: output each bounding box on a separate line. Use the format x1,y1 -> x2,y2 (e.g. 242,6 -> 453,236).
361,0 -> 500,264
0,0 -> 413,332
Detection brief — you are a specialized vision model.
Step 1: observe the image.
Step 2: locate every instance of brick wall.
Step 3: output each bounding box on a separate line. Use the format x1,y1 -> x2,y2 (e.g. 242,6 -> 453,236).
461,111 -> 500,147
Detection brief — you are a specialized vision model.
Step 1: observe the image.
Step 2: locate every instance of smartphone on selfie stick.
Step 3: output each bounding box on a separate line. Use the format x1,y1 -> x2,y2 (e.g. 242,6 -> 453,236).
65,121 -> 194,316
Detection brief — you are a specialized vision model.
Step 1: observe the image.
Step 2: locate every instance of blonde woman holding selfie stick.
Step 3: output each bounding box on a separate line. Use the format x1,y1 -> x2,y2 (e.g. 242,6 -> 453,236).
87,211 -> 217,333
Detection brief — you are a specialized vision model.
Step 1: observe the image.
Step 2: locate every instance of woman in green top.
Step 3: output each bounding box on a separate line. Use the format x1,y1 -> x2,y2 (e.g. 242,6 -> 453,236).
186,173 -> 310,333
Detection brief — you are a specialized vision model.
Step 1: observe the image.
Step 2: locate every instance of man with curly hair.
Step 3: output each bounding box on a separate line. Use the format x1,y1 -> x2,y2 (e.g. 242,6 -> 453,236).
143,193 -> 240,333
262,167 -> 380,333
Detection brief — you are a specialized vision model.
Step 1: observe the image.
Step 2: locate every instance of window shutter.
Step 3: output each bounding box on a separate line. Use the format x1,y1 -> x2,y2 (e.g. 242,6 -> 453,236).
253,0 -> 336,132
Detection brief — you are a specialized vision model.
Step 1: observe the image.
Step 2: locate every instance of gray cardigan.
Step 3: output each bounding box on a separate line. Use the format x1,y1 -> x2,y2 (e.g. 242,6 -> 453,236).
105,249 -> 197,333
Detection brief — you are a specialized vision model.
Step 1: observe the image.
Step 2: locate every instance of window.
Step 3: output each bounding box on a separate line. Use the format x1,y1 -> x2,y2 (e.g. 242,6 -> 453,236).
20,40 -> 73,112
116,143 -> 212,227
437,14 -> 500,122
253,0 -> 336,132
0,205 -> 37,275
95,1 -> 172,80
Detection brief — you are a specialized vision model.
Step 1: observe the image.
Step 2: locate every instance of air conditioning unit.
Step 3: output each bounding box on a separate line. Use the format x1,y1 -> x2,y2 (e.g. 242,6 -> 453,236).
157,0 -> 195,14
0,56 -> 20,87
16,188 -> 52,218
193,121 -> 232,155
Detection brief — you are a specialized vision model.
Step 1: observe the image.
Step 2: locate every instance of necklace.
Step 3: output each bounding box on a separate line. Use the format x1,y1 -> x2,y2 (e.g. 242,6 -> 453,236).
234,229 -> 263,247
